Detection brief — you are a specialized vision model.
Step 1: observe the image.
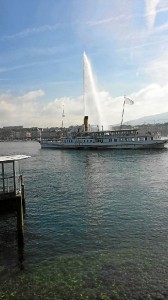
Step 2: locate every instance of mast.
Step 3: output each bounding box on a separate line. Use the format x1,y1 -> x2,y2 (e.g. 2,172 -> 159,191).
120,95 -> 134,128
62,104 -> 65,129
120,96 -> 126,129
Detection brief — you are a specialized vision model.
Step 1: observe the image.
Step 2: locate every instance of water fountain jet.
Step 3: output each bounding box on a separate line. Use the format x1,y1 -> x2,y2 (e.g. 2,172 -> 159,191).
83,52 -> 102,129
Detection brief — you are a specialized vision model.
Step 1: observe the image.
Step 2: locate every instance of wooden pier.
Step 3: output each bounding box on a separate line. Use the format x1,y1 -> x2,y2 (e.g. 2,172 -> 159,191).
0,155 -> 30,242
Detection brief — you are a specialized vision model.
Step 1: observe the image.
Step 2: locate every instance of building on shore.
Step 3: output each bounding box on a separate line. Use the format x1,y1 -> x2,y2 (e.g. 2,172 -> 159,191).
0,123 -> 168,141
0,126 -> 41,141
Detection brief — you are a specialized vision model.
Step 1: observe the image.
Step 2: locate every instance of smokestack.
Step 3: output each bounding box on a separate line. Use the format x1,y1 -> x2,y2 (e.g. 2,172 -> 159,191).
84,116 -> 88,132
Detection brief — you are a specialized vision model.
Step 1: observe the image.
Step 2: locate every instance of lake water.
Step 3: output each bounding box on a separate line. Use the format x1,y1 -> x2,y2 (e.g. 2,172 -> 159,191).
0,142 -> 167,299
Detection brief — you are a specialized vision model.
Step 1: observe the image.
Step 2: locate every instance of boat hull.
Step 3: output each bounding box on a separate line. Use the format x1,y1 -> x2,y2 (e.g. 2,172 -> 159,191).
40,140 -> 167,150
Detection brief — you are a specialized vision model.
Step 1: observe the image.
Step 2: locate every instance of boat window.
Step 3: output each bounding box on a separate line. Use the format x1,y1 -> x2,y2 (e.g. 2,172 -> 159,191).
151,137 -> 153,140
145,137 -> 147,141
114,138 -> 117,142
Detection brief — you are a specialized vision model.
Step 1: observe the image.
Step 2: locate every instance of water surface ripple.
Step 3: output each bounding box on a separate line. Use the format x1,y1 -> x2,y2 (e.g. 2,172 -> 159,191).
0,142 -> 167,298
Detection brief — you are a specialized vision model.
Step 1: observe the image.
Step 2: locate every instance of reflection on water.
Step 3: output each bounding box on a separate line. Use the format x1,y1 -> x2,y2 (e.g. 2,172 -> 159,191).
17,235 -> 24,271
0,212 -> 25,270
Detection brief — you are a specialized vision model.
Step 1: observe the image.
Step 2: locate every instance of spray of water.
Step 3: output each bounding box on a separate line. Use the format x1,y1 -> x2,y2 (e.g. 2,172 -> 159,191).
83,52 -> 102,128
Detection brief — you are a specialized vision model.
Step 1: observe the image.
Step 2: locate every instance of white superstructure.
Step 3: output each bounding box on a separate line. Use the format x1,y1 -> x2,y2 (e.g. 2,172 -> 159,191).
40,125 -> 167,150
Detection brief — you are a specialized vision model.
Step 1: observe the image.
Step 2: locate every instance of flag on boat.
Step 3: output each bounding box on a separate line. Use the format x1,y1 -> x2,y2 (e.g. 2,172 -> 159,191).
124,96 -> 134,105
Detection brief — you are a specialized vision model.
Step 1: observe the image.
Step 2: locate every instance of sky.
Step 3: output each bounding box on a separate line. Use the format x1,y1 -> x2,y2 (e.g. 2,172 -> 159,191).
1,0 -> 168,128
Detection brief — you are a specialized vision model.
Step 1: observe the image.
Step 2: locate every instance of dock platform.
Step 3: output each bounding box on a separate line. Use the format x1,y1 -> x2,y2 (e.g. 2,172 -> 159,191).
0,155 -> 30,239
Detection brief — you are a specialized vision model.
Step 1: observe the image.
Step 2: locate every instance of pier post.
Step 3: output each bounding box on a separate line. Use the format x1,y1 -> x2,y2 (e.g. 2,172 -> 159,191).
20,175 -> 25,205
17,195 -> 24,243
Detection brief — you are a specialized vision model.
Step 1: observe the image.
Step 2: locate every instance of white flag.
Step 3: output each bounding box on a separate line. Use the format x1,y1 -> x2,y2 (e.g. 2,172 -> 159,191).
124,96 -> 134,105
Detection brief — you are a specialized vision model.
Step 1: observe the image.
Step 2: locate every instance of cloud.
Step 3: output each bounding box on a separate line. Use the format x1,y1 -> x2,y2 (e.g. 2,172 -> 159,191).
153,21 -> 168,34
41,83 -> 168,127
41,96 -> 84,127
145,51 -> 168,83
0,59 -> 61,74
1,24 -> 65,41
0,99 -> 16,114
145,0 -> 160,30
0,90 -> 45,127
86,15 -> 127,27
18,90 -> 45,102
97,83 -> 168,126
0,83 -> 168,128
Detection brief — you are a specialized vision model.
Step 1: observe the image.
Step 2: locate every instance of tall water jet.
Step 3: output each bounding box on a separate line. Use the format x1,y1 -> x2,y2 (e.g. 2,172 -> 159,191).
83,52 -> 102,128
